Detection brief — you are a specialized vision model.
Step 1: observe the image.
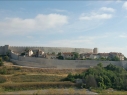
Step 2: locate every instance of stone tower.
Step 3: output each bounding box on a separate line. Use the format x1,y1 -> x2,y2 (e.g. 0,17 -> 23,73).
4,45 -> 9,55
93,48 -> 98,54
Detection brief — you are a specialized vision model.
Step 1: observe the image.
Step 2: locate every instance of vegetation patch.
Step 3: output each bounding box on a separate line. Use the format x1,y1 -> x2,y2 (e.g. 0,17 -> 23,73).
0,65 -> 87,75
1,82 -> 76,91
0,76 -> 6,83
65,63 -> 127,90
91,88 -> 127,95
0,57 -> 3,66
11,75 -> 65,82
0,66 -> 19,75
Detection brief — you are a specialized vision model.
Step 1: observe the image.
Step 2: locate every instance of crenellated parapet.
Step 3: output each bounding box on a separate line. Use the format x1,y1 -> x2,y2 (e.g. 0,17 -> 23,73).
0,45 -> 96,56
8,45 -> 94,54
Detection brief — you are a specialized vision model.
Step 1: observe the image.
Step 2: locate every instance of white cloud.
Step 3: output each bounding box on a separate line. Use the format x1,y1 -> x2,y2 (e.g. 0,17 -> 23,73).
46,39 -> 93,48
116,0 -> 122,3
79,13 -> 112,20
122,2 -> 127,10
100,7 -> 115,12
52,9 -> 67,12
0,14 -> 68,34
26,36 -> 33,39
78,35 -> 108,40
44,35 -> 108,48
119,35 -> 127,38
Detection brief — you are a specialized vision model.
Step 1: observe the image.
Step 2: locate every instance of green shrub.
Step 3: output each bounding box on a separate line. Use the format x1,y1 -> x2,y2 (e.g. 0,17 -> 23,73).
65,63 -> 127,90
3,56 -> 9,61
0,67 -> 7,74
21,52 -> 25,56
0,57 -> 3,66
0,76 -> 6,83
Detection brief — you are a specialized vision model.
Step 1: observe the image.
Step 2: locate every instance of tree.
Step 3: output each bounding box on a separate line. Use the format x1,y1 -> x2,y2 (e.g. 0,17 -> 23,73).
3,56 -> 9,61
72,52 -> 79,59
6,51 -> 10,57
65,63 -> 127,90
57,56 -> 64,60
0,57 -> 3,66
85,75 -> 97,88
103,75 -> 112,88
57,52 -> 61,56
112,56 -> 120,61
21,52 -> 25,56
106,57 -> 110,61
97,63 -> 103,67
25,48 -> 29,52
124,57 -> 127,60
52,52 -> 55,55
100,57 -> 105,61
57,52 -> 64,60
96,76 -> 106,89
66,73 -> 75,82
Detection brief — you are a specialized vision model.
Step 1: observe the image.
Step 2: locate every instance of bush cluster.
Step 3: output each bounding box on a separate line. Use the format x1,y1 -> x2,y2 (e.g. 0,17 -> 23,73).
65,63 -> 127,90
3,56 -> 10,61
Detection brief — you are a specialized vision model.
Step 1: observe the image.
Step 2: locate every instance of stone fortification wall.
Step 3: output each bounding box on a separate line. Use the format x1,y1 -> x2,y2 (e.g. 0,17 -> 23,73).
8,45 -> 127,69
10,56 -> 124,69
0,46 -> 4,55
121,61 -> 127,69
0,45 -> 9,55
9,46 -> 93,54
10,51 -> 19,60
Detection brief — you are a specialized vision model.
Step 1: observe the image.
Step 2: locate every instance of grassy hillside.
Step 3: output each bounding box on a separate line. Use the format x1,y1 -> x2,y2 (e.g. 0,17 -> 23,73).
0,63 -> 87,93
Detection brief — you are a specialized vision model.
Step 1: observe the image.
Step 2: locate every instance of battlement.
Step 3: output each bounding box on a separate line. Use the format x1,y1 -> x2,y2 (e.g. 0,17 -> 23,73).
0,45 -> 96,55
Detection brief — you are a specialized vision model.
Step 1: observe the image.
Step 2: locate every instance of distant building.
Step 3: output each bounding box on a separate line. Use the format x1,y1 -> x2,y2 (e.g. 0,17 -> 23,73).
93,48 -> 98,54
109,52 -> 124,61
37,49 -> 45,57
61,52 -> 74,59
98,53 -> 109,59
46,54 -> 57,59
80,53 -> 92,59
25,49 -> 33,57
80,52 -> 125,60
90,54 -> 100,59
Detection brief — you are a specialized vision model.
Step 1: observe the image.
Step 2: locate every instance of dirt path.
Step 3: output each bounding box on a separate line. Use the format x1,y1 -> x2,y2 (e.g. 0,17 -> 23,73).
3,61 -> 13,66
1,88 -> 98,95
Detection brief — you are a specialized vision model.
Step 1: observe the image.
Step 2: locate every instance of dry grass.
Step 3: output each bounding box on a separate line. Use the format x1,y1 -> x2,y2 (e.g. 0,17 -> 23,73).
15,67 -> 87,75
0,82 -> 76,91
11,75 -> 65,82
0,76 -> 6,82
0,65 -> 87,75
0,88 -> 86,95
98,90 -> 127,95
68,88 -> 75,94
0,65 -> 87,93
91,88 -> 127,95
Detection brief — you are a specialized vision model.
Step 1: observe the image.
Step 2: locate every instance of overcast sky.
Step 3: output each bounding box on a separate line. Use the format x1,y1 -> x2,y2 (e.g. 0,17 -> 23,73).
0,0 -> 127,56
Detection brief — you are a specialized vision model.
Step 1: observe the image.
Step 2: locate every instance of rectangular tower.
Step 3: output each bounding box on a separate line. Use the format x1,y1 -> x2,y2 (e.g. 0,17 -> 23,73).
4,45 -> 9,55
